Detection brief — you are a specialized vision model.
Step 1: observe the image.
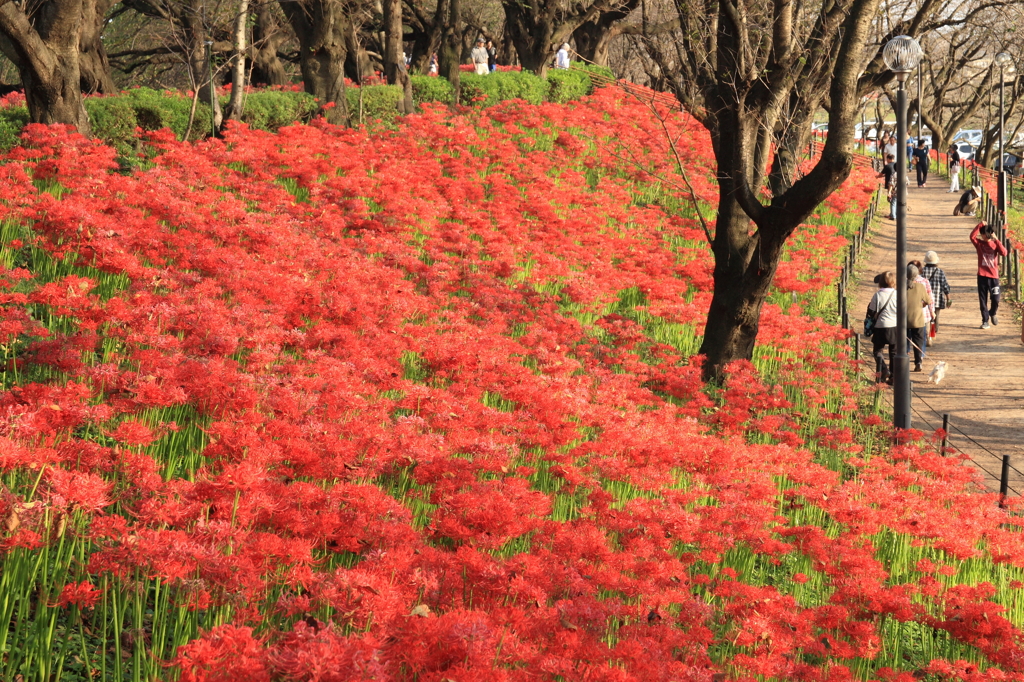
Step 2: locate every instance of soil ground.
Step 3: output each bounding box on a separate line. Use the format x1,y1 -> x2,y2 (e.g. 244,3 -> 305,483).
850,173 -> 1024,493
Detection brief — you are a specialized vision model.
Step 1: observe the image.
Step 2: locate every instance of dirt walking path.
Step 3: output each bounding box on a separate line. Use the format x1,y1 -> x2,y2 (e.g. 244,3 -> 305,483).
850,179 -> 1024,493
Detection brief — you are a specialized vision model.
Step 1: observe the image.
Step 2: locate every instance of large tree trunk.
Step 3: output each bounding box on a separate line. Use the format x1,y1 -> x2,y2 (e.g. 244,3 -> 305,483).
382,0 -> 403,84
437,0 -> 459,103
501,2 -> 552,76
280,0 -> 349,125
343,20 -> 374,84
699,195 -> 788,379
251,4 -> 288,87
79,0 -> 115,94
0,0 -> 91,133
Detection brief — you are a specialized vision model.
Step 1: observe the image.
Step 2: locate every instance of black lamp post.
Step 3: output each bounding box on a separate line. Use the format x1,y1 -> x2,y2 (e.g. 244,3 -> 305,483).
995,52 -> 1012,214
883,35 -> 923,431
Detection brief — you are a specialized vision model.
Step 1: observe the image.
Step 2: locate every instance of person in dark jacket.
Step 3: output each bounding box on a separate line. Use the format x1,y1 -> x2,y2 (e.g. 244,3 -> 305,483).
912,139 -> 930,187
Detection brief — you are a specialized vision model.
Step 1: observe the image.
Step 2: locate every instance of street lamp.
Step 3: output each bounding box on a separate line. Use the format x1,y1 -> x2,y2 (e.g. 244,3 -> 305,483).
995,52 -> 1013,214
883,35 -> 923,431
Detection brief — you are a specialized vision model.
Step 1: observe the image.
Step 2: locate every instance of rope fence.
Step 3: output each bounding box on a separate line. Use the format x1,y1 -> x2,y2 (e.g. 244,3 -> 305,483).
834,152 -> 1023,506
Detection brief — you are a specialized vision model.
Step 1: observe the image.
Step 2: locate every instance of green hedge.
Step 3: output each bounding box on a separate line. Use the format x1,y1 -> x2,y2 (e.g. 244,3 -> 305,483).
0,107 -> 29,152
410,76 -> 454,105
460,71 -> 548,106
0,67 -> 605,154
345,85 -> 403,126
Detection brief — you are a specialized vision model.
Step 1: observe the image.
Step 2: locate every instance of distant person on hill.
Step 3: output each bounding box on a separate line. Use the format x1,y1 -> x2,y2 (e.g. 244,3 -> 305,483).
487,40 -> 497,72
429,53 -> 438,75
971,222 -> 1008,329
908,261 -> 934,363
556,44 -> 571,69
472,39 -> 490,75
909,262 -> 933,372
877,153 -> 897,220
948,144 -> 961,193
912,139 -> 929,187
867,271 -> 898,384
922,251 -> 952,337
954,186 -> 981,216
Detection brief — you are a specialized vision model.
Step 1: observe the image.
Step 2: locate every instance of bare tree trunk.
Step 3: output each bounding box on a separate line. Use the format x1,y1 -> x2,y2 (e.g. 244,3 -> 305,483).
0,0 -> 91,133
79,0 -> 115,93
182,0 -> 222,131
224,0 -> 250,123
251,4 -> 288,86
280,0 -> 349,125
437,0 -> 459,103
383,0 -> 403,84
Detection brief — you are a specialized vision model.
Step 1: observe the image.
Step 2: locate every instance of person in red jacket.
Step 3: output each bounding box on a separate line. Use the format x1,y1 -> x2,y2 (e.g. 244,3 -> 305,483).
970,222 -> 1008,329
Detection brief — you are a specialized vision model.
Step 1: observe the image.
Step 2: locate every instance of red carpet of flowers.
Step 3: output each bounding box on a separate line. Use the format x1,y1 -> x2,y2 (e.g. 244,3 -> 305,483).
1,88 -> 1023,681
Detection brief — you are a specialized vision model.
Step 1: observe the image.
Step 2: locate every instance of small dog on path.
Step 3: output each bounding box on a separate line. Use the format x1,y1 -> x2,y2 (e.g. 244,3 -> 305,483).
927,361 -> 947,385
953,187 -> 981,216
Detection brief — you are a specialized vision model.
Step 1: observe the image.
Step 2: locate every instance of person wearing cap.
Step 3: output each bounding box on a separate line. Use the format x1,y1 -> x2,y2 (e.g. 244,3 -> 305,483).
556,43 -> 571,69
954,186 -> 981,216
971,222 -> 1008,329
472,38 -> 490,75
922,251 -> 951,337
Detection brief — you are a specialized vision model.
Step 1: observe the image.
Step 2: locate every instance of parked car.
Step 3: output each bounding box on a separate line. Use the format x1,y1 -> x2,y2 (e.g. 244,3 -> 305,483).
954,142 -> 975,162
953,129 -> 983,146
996,153 -> 1023,176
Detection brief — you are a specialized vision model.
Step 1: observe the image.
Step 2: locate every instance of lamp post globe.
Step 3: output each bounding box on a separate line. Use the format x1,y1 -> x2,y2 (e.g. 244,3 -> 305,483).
994,52 -> 1012,68
883,35 -> 923,81
883,35 -> 922,431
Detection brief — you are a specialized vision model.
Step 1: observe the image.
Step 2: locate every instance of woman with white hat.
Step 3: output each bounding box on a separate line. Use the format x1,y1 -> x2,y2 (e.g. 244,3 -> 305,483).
922,250 -> 951,337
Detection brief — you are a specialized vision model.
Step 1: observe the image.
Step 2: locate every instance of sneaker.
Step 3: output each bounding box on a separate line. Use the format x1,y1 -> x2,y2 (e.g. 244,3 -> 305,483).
991,316 -> 998,326
913,364 -> 922,372
981,322 -> 991,329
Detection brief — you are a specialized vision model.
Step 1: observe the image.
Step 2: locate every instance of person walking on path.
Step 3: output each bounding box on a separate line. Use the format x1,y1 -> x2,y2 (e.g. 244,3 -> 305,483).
922,251 -> 951,336
970,222 -> 1008,329
948,144 -> 961,193
906,264 -> 929,371
884,135 -> 898,161
913,139 -> 930,187
909,259 -> 934,356
867,271 -> 898,384
472,39 -> 490,75
877,153 -> 897,220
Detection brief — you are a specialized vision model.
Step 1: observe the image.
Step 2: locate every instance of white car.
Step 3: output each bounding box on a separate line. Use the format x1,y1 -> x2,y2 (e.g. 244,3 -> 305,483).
953,129 -> 983,146
954,142 -> 975,161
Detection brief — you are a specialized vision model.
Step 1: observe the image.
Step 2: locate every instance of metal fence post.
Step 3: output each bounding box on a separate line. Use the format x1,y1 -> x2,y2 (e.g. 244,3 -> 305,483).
941,413 -> 949,453
1000,455 -> 1010,508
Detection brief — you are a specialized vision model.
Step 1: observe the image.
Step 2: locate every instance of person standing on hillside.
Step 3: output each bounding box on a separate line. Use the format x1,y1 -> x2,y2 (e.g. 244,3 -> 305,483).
487,40 -> 497,72
948,144 -> 961,193
877,153 -> 897,220
556,44 -> 571,69
922,251 -> 952,337
472,39 -> 490,75
971,222 -> 1008,329
913,139 -> 930,187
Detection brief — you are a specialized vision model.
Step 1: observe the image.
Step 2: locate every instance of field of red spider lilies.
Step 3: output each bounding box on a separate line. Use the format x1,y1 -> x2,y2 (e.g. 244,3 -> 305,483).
1,87 -> 1024,681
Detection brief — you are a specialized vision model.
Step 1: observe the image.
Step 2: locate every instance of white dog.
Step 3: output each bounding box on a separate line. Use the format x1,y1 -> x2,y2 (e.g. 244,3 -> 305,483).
927,361 -> 947,385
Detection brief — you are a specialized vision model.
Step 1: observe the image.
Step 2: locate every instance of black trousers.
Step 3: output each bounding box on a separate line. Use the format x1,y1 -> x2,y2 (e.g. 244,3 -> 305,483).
872,326 -> 897,380
908,327 -> 925,367
916,162 -> 928,186
978,275 -> 1000,323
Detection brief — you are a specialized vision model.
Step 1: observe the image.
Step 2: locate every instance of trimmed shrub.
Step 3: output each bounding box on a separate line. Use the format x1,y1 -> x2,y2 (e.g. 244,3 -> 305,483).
546,69 -> 592,104
0,106 -> 29,152
460,71 -> 548,106
84,97 -> 139,157
410,76 -> 454,106
346,85 -> 403,125
124,88 -> 212,141
239,90 -> 317,130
